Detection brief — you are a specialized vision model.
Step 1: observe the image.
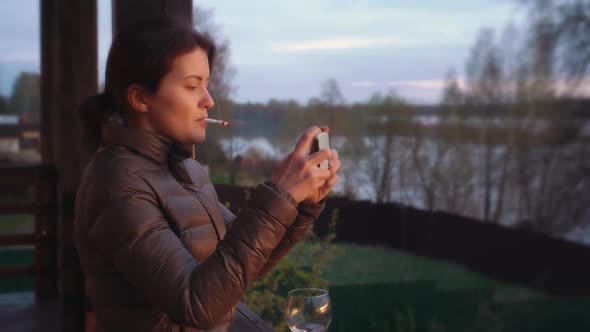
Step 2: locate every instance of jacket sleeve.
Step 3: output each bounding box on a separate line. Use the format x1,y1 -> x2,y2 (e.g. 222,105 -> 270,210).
258,199 -> 325,277
87,168 -> 298,330
218,198 -> 326,278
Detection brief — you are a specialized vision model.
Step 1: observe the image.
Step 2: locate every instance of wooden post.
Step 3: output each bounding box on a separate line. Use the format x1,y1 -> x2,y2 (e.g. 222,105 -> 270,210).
39,0 -> 59,301
34,164 -> 58,299
112,0 -> 193,35
56,2 -> 97,331
41,0 -> 97,331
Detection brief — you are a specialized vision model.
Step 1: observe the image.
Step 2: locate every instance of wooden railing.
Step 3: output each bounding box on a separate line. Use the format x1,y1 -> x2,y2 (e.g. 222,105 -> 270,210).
0,163 -> 58,299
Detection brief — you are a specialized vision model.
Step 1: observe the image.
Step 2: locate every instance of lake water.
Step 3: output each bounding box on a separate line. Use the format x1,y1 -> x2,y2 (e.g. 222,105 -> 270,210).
219,135 -> 590,245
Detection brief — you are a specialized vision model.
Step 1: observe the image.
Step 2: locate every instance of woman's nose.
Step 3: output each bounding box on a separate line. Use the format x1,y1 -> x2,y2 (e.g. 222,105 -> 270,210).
200,89 -> 215,110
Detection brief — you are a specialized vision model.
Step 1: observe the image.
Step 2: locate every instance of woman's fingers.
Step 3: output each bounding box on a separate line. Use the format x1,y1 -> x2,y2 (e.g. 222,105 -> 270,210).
309,148 -> 340,176
313,167 -> 332,181
327,149 -> 340,174
308,148 -> 333,167
293,126 -> 322,157
325,174 -> 339,188
306,167 -> 331,190
328,159 -> 341,175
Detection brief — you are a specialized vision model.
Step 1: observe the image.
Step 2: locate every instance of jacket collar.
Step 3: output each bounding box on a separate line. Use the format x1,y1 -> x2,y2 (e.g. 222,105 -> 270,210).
101,124 -> 192,165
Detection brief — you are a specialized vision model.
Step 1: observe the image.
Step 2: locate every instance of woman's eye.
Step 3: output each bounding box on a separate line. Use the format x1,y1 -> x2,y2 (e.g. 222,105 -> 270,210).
186,85 -> 208,91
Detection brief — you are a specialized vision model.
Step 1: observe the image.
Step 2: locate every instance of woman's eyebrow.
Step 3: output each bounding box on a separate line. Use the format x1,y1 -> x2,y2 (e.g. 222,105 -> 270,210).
183,75 -> 208,81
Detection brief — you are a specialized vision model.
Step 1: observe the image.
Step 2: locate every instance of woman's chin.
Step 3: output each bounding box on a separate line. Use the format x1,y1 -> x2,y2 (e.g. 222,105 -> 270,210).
188,133 -> 206,145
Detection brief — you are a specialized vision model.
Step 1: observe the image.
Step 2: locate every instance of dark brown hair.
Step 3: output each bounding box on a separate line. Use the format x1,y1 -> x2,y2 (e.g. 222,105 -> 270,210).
78,17 -> 215,152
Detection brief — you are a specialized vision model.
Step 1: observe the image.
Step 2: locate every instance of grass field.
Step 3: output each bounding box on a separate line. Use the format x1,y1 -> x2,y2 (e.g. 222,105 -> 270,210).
0,214 -> 37,293
0,214 -> 34,234
321,244 -> 590,332
325,243 -> 539,297
327,243 -> 495,287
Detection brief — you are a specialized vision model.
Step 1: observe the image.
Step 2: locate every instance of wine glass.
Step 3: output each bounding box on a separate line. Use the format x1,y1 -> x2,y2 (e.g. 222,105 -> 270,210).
285,288 -> 332,332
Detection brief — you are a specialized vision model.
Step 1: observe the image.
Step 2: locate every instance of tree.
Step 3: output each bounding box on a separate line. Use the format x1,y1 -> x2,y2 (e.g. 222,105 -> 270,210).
466,30 -> 505,105
521,0 -> 590,88
9,72 -> 40,120
517,0 -> 558,100
508,0 -> 590,234
440,68 -> 464,108
451,2 -> 590,234
362,91 -> 413,203
418,68 -> 478,215
194,6 -> 236,103
0,96 -> 8,114
308,78 -> 345,129
464,29 -> 512,223
319,78 -> 345,106
556,0 -> 590,83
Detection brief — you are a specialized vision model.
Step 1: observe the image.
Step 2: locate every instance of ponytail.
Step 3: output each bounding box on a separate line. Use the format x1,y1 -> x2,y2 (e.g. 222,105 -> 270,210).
78,92 -> 116,153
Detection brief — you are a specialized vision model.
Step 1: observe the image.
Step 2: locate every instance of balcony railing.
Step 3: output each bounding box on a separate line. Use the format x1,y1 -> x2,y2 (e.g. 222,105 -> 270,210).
0,163 -> 57,299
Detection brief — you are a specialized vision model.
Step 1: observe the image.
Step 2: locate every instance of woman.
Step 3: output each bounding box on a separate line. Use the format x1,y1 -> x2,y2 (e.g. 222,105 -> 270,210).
73,18 -> 340,332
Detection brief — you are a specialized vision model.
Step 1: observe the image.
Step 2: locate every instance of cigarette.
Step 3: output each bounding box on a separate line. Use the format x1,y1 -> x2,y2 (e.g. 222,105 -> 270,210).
205,118 -> 229,127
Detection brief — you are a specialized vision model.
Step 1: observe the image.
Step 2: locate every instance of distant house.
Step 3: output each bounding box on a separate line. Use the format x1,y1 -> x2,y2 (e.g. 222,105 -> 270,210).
0,113 -> 40,162
0,115 -> 20,154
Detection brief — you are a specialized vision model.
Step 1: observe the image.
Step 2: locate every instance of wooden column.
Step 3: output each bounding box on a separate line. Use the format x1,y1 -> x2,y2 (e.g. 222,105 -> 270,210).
33,164 -> 58,300
38,0 -> 59,300
41,0 -> 97,331
112,0 -> 193,35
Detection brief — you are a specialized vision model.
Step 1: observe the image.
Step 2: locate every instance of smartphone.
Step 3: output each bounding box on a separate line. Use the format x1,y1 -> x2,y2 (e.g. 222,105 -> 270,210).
311,132 -> 330,169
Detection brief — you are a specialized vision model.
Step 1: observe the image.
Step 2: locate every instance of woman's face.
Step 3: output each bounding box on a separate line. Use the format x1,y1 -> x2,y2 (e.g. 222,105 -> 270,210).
144,47 -> 214,145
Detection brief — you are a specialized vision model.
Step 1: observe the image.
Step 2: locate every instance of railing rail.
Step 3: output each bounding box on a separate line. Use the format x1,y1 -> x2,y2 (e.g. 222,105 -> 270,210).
0,163 -> 58,299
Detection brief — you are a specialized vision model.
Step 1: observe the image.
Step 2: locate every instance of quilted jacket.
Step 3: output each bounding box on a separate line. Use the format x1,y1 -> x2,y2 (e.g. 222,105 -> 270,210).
74,124 -> 324,331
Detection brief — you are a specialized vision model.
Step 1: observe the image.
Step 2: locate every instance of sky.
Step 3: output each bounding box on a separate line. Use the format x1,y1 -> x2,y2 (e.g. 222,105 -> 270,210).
0,0 -> 524,105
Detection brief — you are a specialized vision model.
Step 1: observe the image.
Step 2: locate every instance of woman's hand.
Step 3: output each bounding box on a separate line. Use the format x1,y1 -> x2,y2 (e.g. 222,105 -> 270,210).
272,126 -> 340,204
305,127 -> 340,203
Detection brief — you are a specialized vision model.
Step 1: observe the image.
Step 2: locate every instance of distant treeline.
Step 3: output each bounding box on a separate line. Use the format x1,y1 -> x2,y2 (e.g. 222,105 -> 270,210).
228,98 -> 590,145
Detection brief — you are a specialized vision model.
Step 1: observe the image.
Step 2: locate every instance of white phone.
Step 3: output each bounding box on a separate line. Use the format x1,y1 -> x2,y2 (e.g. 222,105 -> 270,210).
311,132 -> 330,169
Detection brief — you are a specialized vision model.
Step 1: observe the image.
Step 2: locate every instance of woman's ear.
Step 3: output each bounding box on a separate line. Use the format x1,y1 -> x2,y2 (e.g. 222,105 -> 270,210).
127,85 -> 150,113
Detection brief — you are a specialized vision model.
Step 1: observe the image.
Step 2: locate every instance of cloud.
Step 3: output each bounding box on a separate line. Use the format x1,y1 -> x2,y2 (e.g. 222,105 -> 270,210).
351,78 -> 590,99
351,79 -> 460,89
268,36 -> 422,53
555,79 -> 590,98
0,45 -> 38,63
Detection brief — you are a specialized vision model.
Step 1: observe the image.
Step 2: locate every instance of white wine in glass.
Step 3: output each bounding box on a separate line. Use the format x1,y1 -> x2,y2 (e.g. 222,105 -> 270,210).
285,288 -> 332,332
